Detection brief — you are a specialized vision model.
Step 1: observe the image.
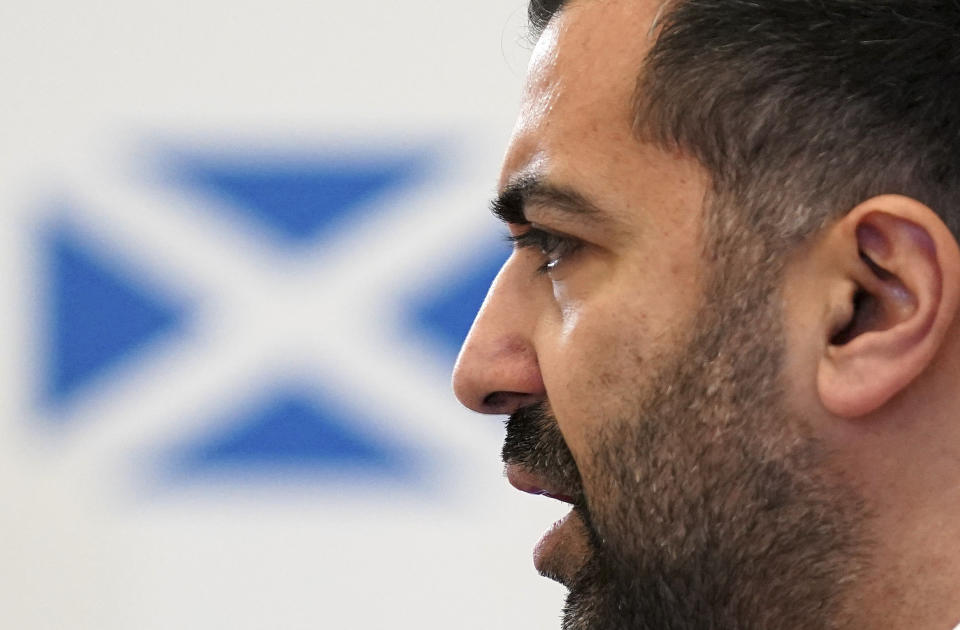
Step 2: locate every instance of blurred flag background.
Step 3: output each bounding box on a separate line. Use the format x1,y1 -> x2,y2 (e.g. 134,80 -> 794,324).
0,1 -> 569,627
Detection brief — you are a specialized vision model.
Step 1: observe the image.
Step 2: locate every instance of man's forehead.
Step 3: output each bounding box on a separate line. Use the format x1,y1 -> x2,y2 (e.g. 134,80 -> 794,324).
501,0 -> 668,190
526,0 -> 665,87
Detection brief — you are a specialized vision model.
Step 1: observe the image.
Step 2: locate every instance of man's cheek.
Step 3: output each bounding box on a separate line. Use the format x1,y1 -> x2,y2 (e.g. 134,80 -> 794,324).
556,287 -> 582,336
540,364 -> 617,468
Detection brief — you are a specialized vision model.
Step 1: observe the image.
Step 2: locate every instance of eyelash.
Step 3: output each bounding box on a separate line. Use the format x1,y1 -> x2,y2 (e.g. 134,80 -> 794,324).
507,228 -> 583,274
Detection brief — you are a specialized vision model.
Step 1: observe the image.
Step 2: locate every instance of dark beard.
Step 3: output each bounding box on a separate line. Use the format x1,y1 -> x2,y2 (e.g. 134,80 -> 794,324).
502,266 -> 870,630
502,402 -> 584,506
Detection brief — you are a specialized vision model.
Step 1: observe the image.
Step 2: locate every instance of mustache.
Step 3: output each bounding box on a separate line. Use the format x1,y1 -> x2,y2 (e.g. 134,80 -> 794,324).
502,402 -> 585,504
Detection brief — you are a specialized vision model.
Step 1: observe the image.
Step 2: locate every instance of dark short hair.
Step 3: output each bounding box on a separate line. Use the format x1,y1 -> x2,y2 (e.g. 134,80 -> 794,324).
527,0 -> 960,254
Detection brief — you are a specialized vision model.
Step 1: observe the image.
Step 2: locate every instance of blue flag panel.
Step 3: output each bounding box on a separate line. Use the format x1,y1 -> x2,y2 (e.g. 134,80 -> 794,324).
43,225 -> 186,408
171,153 -> 430,244
169,388 -> 416,478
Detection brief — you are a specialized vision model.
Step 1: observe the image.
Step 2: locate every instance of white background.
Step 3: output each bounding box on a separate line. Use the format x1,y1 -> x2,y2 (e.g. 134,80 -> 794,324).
0,1 -> 570,628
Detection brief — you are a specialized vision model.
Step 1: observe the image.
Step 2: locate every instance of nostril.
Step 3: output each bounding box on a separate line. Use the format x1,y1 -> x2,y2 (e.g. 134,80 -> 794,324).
482,391 -> 509,410
482,391 -> 537,414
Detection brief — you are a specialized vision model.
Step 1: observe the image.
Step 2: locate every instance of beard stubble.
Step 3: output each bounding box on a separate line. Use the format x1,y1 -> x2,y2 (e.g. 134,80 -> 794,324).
503,254 -> 870,630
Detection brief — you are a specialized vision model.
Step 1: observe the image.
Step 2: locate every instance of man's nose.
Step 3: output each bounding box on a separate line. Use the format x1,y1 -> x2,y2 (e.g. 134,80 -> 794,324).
452,261 -> 546,415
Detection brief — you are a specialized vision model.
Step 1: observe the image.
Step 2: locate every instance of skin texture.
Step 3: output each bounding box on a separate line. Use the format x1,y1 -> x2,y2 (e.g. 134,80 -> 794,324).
453,0 -> 960,627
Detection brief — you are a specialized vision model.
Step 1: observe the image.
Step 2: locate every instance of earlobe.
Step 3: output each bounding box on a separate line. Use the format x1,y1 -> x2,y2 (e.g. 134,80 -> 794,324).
817,196 -> 960,418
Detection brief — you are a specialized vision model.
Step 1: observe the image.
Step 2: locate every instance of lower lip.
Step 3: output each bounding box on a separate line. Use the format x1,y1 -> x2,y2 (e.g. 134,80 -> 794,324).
533,508 -> 583,582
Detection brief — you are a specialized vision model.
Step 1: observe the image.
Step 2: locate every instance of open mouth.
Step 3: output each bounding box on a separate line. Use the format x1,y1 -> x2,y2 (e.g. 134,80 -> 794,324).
505,463 -> 590,586
506,463 -> 578,504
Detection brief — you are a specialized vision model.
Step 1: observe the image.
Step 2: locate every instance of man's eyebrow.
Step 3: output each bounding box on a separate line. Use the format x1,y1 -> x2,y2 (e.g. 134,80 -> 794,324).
490,176 -> 605,225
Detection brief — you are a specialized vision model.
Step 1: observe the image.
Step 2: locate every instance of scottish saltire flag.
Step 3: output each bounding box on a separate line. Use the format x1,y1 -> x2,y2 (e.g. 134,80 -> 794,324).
0,1 -> 571,627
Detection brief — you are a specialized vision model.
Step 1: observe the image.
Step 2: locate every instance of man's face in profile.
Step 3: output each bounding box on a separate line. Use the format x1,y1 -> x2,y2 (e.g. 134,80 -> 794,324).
453,0 -> 868,627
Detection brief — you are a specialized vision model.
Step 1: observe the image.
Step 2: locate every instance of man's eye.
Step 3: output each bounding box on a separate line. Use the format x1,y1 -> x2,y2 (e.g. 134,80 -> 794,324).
508,228 -> 583,274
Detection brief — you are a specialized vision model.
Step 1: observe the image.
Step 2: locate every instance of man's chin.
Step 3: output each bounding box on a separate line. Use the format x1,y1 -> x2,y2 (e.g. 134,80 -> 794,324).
534,507 -> 592,587
547,509 -> 636,630
560,552 -> 630,630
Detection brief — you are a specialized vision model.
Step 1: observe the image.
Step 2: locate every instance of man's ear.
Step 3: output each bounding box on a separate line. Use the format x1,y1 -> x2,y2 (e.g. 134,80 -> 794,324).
817,195 -> 960,418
